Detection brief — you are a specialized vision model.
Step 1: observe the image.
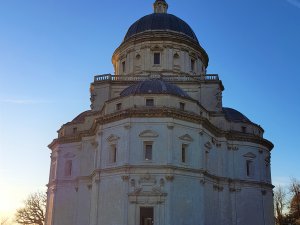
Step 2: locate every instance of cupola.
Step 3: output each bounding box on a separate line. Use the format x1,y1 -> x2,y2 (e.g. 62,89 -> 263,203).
153,0 -> 168,13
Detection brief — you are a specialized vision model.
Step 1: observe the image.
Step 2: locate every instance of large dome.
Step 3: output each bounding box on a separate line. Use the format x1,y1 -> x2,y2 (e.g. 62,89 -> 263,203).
223,107 -> 251,123
120,79 -> 191,99
124,13 -> 199,43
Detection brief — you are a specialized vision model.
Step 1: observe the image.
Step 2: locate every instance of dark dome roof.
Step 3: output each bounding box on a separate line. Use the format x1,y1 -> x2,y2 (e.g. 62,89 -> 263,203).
120,79 -> 191,99
124,13 -> 199,43
223,107 -> 251,123
71,110 -> 97,124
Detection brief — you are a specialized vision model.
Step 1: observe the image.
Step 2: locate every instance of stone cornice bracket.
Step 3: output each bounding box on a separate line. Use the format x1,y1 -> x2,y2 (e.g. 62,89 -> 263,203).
50,187 -> 57,193
199,129 -> 204,136
167,123 -> 174,130
204,141 -> 212,152
93,173 -> 100,183
199,174 -> 206,185
213,184 -> 224,192
229,187 -> 241,193
91,140 -> 98,148
211,137 -> 222,148
130,179 -> 136,187
50,155 -> 57,162
121,175 -> 130,182
227,144 -> 239,151
124,123 -> 131,130
165,175 -> 174,182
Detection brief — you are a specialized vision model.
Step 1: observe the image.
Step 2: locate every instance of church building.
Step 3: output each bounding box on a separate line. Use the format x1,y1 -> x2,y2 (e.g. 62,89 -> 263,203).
45,1 -> 275,225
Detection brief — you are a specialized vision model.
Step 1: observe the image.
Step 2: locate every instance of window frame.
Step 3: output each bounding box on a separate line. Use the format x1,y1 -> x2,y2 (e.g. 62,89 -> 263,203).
179,102 -> 185,111
146,98 -> 154,107
109,144 -> 117,164
181,144 -> 188,163
153,52 -> 161,65
241,126 -> 247,133
144,142 -> 153,161
246,160 -> 253,177
64,160 -> 73,177
122,61 -> 126,73
191,58 -> 195,72
116,103 -> 122,111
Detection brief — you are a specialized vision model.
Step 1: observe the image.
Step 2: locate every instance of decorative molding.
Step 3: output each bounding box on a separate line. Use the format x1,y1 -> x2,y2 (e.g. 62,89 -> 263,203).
243,152 -> 257,159
139,130 -> 159,138
205,141 -> 212,150
149,74 -> 162,79
212,138 -> 221,148
94,173 -> 100,183
130,179 -> 136,187
121,175 -> 130,181
213,184 -> 224,192
159,178 -> 165,187
106,134 -> 120,143
91,140 -> 98,148
229,187 -> 241,192
124,123 -> 131,130
63,152 -> 76,159
165,175 -> 174,182
49,107 -> 274,151
227,144 -> 239,151
139,174 -> 156,185
150,45 -> 163,51
179,134 -> 193,142
265,156 -> 271,163
51,156 -> 57,162
167,123 -> 174,130
199,174 -> 206,185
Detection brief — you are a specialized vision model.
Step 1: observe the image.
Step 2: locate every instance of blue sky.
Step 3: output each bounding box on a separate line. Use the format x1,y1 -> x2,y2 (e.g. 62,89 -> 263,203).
0,0 -> 300,218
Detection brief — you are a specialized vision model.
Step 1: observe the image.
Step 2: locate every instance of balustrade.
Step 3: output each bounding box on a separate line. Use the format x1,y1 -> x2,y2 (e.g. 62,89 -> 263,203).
94,74 -> 219,82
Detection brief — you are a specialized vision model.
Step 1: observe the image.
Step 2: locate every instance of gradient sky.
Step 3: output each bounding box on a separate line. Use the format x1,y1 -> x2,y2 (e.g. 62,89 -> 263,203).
1,0 -> 300,220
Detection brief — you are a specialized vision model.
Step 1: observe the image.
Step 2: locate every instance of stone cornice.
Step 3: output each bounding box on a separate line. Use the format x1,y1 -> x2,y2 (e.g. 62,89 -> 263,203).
48,107 -> 273,150
47,165 -> 274,190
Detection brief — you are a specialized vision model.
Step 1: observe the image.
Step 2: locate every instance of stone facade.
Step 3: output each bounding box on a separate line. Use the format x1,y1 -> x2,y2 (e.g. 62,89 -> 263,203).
45,1 -> 275,225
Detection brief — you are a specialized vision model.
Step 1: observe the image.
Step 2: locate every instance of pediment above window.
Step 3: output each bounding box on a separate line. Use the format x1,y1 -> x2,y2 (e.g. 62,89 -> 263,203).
107,134 -> 120,142
179,134 -> 193,142
150,45 -> 163,51
243,152 -> 257,158
139,130 -> 159,138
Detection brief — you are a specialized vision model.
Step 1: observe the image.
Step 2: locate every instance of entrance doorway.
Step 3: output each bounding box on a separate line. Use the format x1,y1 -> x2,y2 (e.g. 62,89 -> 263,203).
140,207 -> 154,225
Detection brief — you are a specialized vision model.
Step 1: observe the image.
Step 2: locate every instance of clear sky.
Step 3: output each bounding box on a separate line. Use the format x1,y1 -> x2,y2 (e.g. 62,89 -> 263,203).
0,0 -> 300,221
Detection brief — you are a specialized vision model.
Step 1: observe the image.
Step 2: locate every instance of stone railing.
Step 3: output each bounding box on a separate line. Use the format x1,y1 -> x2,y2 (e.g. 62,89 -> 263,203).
94,74 -> 219,82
